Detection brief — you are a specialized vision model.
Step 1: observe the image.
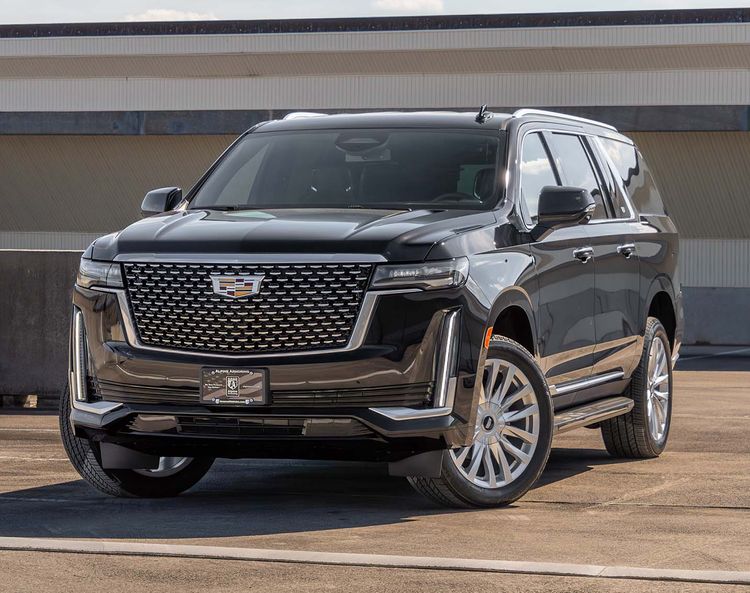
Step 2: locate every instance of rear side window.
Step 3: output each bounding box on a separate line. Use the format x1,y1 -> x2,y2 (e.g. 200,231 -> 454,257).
599,138 -> 667,216
546,133 -> 608,220
519,132 -> 559,224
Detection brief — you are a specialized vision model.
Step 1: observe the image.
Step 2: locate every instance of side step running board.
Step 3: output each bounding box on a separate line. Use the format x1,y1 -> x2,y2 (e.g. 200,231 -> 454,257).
553,396 -> 634,435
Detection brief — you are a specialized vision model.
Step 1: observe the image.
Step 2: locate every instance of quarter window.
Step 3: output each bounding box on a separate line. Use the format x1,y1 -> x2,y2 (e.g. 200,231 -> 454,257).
600,137 -> 667,216
519,132 -> 559,224
547,133 -> 609,220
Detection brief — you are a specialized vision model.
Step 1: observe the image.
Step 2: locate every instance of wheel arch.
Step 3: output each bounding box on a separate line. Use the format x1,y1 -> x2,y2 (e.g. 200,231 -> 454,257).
486,288 -> 537,357
644,276 -> 677,349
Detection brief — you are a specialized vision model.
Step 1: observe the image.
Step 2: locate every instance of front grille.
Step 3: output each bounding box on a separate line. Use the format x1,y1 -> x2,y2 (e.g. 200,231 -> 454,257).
93,378 -> 432,408
123,262 -> 373,354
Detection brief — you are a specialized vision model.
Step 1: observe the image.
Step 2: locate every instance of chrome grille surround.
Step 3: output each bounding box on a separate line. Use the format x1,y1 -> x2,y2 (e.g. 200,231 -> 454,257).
123,262 -> 373,354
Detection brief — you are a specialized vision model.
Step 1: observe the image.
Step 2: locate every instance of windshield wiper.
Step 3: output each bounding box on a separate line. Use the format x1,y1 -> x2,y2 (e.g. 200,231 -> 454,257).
196,205 -> 253,211
195,204 -> 415,212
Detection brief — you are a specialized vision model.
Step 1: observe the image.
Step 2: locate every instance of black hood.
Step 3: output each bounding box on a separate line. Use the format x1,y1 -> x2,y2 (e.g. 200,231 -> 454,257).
88,208 -> 498,262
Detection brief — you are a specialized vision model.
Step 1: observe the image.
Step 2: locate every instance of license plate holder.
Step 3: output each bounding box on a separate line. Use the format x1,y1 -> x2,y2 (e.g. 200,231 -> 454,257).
200,368 -> 268,405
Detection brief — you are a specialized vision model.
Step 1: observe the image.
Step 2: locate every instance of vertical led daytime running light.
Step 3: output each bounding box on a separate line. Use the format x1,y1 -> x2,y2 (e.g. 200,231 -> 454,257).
73,309 -> 88,402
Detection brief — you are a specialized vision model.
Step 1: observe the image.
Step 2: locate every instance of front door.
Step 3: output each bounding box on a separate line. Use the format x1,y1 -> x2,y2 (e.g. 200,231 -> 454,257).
517,130 -> 596,394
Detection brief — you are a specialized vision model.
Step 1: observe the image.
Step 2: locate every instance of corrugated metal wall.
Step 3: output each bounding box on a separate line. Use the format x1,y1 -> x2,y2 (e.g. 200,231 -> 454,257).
3,71 -> 750,112
681,240 -> 750,288
0,135 -> 234,236
630,132 -> 750,239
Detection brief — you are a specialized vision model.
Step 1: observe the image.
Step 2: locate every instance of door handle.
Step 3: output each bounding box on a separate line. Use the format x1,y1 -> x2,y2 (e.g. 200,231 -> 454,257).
617,243 -> 636,259
573,247 -> 594,263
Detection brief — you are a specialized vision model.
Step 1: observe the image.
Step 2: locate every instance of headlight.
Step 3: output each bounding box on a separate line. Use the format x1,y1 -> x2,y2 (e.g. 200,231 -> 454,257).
370,258 -> 469,290
76,258 -> 123,289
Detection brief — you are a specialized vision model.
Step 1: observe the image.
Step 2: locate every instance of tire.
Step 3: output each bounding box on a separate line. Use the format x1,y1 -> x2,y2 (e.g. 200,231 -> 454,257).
408,336 -> 554,508
600,317 -> 673,459
59,385 -> 214,497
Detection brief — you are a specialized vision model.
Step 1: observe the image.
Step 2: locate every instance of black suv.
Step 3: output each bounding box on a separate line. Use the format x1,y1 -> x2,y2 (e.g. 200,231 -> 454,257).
61,109 -> 682,507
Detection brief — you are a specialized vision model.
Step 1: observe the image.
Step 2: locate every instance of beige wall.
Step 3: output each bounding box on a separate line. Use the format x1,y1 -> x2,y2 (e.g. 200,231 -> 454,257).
0,135 -> 234,236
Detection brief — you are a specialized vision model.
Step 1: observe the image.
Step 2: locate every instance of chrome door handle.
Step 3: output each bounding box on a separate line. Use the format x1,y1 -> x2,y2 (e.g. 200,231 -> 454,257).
617,243 -> 636,259
573,247 -> 594,263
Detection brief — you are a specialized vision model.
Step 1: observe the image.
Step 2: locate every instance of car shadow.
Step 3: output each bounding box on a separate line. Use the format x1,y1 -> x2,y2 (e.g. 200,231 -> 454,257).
0,446 -> 631,540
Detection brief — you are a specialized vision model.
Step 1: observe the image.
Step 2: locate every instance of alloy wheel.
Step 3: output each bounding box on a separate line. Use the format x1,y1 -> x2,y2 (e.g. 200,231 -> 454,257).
646,337 -> 671,442
450,358 -> 540,489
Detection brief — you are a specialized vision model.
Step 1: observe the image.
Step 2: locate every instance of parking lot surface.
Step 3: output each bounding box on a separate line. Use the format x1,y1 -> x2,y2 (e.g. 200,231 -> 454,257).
0,357 -> 748,592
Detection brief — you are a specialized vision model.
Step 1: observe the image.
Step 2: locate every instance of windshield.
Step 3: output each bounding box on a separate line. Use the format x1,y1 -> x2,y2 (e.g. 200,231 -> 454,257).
189,129 -> 503,210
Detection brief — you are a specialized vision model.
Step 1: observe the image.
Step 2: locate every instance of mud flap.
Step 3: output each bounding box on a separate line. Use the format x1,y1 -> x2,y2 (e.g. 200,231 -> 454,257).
388,450 -> 443,478
99,442 -> 160,470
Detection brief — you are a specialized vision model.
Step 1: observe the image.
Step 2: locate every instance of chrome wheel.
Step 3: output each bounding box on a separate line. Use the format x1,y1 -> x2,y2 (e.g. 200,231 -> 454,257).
646,337 -> 671,442
450,359 -> 540,489
133,457 -> 191,478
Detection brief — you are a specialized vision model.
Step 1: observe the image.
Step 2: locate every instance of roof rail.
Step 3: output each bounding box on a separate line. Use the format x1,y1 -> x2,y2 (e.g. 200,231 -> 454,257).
282,112 -> 328,120
513,109 -> 618,132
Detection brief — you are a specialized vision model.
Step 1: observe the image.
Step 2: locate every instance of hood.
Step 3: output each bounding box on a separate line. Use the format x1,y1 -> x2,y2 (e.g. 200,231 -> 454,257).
89,208 -> 498,263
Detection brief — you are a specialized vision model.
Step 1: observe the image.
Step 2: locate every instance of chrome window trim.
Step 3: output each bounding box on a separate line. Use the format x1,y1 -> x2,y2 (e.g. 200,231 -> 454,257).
90,285 -> 417,360
509,123 -> 639,231
510,124 -> 568,230
587,135 -> 638,224
513,109 -> 618,132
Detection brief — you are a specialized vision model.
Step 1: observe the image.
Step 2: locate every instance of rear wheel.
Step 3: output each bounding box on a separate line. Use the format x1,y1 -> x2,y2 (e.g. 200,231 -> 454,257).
408,336 -> 553,508
59,385 -> 214,497
600,317 -> 673,458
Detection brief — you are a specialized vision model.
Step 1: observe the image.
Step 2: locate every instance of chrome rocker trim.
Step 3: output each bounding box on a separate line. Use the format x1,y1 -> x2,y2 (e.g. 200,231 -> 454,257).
549,371 -> 625,396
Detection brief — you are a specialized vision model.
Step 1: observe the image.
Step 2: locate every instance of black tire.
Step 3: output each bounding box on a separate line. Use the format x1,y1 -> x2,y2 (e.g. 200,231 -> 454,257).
408,336 -> 554,508
600,317 -> 673,459
59,385 -> 214,497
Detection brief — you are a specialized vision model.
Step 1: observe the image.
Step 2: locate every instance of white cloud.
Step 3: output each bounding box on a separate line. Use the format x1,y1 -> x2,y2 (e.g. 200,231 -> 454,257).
124,8 -> 219,21
373,0 -> 444,12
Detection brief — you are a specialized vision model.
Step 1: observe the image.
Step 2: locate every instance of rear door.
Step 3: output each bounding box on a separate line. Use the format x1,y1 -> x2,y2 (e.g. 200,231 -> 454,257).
517,130 -> 596,394
546,132 -> 642,392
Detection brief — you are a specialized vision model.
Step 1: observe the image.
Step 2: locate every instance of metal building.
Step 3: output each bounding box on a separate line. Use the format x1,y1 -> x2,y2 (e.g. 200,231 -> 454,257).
1,8 -> 749,398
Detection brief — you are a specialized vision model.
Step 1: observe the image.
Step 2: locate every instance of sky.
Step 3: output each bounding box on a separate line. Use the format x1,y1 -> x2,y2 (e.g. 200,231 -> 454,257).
0,0 -> 747,24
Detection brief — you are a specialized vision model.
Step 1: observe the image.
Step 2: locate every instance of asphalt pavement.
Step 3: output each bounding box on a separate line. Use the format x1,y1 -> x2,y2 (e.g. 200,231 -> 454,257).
0,355 -> 748,592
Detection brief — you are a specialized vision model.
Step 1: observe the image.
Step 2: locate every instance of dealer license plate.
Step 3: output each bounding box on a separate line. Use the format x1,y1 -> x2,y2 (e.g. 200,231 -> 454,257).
200,368 -> 268,405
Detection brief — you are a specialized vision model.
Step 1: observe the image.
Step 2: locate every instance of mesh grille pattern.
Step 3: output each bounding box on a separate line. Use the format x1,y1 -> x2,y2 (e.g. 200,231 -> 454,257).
123,262 -> 373,354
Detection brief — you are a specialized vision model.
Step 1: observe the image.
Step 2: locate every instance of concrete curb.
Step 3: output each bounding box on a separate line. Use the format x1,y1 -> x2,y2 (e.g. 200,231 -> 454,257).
0,537 -> 747,585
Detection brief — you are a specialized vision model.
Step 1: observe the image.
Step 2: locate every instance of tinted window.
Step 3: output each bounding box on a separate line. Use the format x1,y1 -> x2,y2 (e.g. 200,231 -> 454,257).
589,139 -> 632,219
547,133 -> 608,220
600,137 -> 667,216
519,132 -> 559,223
190,129 -> 502,210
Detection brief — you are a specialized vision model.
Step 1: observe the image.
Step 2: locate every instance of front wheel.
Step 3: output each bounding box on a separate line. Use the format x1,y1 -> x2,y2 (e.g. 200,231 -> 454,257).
59,385 -> 214,497
408,336 -> 553,508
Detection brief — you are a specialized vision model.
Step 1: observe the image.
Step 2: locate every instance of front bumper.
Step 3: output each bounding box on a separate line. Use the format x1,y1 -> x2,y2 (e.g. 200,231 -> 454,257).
69,279 -> 491,460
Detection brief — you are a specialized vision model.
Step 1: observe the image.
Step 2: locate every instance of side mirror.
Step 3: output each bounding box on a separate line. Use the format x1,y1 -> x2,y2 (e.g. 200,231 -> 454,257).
141,187 -> 182,217
532,186 -> 595,239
